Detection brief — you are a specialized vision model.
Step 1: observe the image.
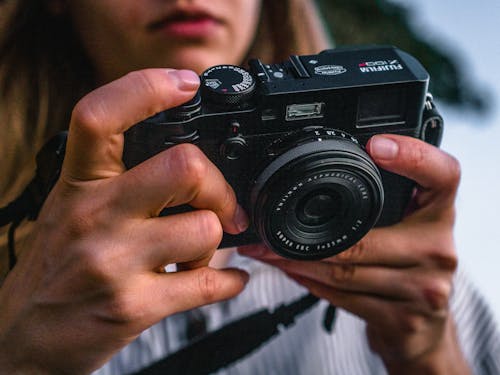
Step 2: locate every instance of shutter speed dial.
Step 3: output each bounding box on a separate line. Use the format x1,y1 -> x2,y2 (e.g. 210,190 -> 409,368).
201,65 -> 256,107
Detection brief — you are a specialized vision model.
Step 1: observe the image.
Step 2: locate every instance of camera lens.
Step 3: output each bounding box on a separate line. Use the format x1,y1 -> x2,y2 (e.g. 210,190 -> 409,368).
250,128 -> 384,260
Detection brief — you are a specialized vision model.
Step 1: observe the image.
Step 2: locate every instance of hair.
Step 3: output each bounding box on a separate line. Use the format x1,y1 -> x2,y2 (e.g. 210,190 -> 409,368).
0,0 -> 332,274
248,0 -> 332,63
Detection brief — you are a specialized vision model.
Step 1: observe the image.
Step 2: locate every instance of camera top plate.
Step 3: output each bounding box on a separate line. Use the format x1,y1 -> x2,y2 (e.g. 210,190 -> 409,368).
249,45 -> 429,95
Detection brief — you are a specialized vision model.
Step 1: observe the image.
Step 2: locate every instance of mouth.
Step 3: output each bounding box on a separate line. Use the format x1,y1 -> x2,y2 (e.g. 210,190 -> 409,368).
148,9 -> 222,38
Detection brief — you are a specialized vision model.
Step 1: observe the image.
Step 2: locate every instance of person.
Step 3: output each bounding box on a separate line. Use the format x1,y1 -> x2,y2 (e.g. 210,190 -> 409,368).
0,0 -> 498,374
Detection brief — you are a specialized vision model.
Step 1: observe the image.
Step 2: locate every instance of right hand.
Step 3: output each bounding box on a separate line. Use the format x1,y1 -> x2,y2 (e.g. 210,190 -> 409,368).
0,69 -> 249,374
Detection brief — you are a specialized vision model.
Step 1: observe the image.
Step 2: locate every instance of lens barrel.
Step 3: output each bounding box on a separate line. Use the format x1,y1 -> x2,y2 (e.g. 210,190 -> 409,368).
250,129 -> 384,260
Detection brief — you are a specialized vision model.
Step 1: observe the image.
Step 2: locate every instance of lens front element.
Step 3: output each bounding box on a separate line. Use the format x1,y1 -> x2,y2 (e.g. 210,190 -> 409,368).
296,190 -> 339,226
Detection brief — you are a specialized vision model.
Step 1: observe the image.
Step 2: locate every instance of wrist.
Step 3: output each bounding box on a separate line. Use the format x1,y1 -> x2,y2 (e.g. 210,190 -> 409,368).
384,318 -> 471,375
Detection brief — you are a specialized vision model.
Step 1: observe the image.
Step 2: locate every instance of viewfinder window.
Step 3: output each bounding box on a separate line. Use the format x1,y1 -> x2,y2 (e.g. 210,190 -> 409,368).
357,88 -> 406,128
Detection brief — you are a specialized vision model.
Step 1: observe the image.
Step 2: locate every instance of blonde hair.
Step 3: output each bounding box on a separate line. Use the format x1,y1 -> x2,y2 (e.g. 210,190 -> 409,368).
0,0 -> 332,275
0,1 -> 94,204
249,0 -> 332,63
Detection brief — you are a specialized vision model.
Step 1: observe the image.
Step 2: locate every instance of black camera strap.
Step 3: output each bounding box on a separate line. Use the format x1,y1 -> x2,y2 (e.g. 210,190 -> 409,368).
132,293 -> 336,375
1,203 -> 24,269
0,132 -> 67,269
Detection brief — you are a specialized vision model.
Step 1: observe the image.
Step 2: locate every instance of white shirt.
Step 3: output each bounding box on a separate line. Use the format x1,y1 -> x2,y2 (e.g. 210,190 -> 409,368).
95,255 -> 500,375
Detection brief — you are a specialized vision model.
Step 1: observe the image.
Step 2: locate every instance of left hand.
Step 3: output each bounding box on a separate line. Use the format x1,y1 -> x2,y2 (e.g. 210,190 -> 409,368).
239,134 -> 470,374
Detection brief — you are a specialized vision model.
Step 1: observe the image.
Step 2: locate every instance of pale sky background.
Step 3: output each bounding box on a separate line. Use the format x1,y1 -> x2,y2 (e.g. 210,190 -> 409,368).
390,0 -> 500,322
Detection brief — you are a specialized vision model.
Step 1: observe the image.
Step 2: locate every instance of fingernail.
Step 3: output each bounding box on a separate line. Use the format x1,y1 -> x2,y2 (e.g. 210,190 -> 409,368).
369,135 -> 399,160
233,204 -> 249,233
168,69 -> 200,91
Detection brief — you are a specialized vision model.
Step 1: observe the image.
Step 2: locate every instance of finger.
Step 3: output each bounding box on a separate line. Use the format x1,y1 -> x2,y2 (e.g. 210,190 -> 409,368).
331,222 -> 456,267
146,267 -> 249,320
239,224 -> 443,267
130,210 -> 223,269
263,258 -> 451,308
286,273 -> 441,332
264,259 -> 410,299
63,69 -> 200,181
115,143 -> 248,234
241,222 -> 456,269
366,135 -> 461,206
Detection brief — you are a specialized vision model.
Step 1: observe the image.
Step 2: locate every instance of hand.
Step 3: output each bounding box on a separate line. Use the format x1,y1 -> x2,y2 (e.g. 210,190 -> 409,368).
0,69 -> 249,374
239,134 -> 470,374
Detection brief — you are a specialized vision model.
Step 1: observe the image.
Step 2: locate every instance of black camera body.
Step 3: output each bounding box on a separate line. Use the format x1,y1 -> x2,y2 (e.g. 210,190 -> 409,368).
124,45 -> 443,260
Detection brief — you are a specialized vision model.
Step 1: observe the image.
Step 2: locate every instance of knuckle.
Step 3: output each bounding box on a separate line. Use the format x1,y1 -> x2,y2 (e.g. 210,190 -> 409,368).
77,246 -> 116,282
168,144 -> 209,189
406,143 -> 427,171
425,237 -> 458,272
65,223 -> 122,282
218,183 -> 235,214
196,210 -> 224,249
422,280 -> 452,312
432,251 -> 458,272
444,154 -> 461,189
399,313 -> 425,334
327,264 -> 355,283
104,292 -> 143,323
197,268 -> 219,303
71,97 -> 106,137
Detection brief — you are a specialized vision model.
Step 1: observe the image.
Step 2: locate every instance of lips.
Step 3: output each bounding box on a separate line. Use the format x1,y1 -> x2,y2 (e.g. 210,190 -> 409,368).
148,8 -> 222,38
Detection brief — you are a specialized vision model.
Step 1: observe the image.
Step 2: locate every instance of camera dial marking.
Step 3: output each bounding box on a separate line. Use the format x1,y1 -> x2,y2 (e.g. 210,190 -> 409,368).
201,65 -> 256,106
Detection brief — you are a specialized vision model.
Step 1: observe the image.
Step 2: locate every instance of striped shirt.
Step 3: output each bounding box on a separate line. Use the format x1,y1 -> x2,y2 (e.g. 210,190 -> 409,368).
94,255 -> 500,374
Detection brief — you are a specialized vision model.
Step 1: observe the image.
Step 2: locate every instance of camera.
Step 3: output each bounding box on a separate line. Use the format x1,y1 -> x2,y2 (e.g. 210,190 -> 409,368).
123,45 -> 443,260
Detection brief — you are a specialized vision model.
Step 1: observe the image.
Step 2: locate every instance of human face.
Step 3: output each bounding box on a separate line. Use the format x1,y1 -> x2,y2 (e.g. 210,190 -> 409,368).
65,0 -> 262,82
